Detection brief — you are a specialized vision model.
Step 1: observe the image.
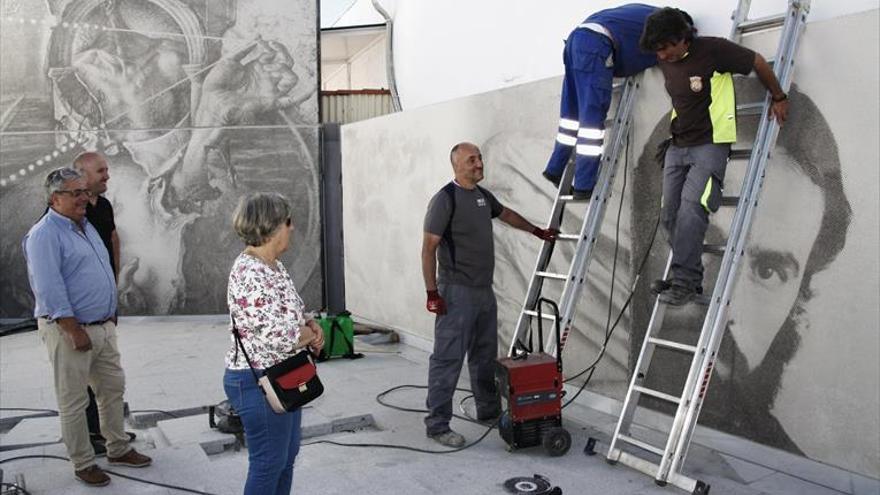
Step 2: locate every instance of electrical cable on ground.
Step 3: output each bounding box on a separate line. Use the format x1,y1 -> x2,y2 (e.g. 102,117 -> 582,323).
0,455 -> 218,495
306,383 -> 500,454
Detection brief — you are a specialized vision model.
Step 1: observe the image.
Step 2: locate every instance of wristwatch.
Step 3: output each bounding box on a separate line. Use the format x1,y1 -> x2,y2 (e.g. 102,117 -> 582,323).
772,92 -> 788,102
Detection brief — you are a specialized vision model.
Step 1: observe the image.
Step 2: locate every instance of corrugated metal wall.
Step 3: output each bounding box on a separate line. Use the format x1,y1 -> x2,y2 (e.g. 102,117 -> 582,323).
321,90 -> 393,124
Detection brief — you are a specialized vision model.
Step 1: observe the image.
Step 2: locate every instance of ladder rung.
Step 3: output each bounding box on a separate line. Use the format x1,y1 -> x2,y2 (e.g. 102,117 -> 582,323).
617,434 -> 665,457
523,310 -> 557,321
737,13 -> 787,34
736,102 -> 764,116
557,233 -> 579,241
729,149 -> 751,160
721,196 -> 739,207
647,337 -> 697,354
536,271 -> 568,281
559,194 -> 589,202
703,244 -> 726,256
634,385 -> 681,405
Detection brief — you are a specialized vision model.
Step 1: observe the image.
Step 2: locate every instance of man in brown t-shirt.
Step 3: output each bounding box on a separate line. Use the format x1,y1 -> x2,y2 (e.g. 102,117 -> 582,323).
640,8 -> 789,305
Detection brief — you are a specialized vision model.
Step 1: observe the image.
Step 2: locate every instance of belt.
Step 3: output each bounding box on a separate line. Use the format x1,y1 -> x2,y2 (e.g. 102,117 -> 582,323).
578,22 -> 613,42
38,316 -> 113,326
81,318 -> 113,326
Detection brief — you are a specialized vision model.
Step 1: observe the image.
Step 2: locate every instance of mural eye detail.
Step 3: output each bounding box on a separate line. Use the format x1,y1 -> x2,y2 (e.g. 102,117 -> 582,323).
748,249 -> 795,287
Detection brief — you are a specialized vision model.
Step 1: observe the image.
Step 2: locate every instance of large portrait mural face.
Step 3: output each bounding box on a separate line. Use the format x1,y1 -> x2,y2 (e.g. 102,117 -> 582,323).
630,80 -> 854,456
0,0 -> 322,316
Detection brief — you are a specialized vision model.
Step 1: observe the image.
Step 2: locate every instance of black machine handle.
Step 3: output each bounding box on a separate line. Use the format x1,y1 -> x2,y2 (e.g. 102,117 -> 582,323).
536,297 -> 563,371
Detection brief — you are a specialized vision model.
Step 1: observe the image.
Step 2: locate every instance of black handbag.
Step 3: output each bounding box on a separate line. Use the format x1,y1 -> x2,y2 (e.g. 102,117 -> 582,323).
232,317 -> 324,414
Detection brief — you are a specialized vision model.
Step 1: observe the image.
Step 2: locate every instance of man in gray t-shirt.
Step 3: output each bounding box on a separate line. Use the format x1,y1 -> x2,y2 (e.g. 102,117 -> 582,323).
420,142 -> 557,447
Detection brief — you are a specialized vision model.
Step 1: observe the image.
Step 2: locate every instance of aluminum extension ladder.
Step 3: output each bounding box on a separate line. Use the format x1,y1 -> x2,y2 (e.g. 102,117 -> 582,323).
603,2 -> 811,493
508,75 -> 642,359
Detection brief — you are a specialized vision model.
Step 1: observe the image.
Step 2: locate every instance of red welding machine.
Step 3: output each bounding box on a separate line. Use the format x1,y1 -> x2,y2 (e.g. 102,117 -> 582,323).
496,298 -> 571,456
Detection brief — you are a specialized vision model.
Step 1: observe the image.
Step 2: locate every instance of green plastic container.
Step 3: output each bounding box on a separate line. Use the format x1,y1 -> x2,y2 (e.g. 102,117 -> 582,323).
317,313 -> 355,359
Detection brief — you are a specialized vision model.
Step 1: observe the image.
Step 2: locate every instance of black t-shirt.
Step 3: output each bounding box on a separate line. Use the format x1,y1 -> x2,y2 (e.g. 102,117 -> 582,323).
86,196 -> 117,275
658,37 -> 755,146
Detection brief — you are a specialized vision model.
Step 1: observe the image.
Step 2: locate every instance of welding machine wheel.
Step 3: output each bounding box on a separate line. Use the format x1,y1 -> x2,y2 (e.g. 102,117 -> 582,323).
542,427 -> 571,457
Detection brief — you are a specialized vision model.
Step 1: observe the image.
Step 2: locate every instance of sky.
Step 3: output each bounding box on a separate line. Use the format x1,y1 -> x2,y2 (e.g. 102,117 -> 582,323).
321,0 -> 357,27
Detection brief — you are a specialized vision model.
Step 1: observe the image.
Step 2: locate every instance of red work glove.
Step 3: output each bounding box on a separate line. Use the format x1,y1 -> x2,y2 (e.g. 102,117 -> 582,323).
426,290 -> 447,315
531,227 -> 559,242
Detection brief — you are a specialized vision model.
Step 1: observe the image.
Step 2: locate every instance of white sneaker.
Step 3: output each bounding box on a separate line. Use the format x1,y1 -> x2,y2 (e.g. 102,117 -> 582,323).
429,430 -> 465,448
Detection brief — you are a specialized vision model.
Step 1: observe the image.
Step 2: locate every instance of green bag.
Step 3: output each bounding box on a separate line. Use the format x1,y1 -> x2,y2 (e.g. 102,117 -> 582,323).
317,311 -> 363,361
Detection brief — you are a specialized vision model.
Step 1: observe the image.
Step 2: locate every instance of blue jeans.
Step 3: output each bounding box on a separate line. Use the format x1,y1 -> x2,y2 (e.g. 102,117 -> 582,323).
224,368 -> 302,495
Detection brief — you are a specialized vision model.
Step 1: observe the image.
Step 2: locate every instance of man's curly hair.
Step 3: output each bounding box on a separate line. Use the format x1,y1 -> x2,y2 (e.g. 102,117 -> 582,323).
640,7 -> 695,52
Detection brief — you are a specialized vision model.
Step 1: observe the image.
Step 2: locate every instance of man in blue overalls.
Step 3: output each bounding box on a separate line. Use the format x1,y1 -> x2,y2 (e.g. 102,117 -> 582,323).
543,4 -> 675,199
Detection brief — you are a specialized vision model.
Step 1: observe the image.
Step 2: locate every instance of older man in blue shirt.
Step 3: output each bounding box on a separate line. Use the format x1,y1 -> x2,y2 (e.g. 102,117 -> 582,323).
24,167 -> 151,487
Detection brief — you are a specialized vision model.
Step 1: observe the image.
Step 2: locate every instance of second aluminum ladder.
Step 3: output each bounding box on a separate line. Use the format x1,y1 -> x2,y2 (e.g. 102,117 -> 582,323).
603,1 -> 811,493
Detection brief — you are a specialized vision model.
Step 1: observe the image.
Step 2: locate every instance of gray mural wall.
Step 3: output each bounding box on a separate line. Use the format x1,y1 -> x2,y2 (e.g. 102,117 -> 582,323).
0,0 -> 322,316
341,11 -> 879,478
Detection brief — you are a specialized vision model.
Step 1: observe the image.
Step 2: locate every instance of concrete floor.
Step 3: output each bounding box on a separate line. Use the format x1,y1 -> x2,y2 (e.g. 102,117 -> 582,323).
1,316 -> 877,495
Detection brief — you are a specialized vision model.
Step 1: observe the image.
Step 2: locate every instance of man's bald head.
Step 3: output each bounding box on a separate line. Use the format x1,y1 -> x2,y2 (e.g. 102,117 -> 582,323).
73,152 -> 110,195
448,142 -> 484,187
449,142 -> 480,166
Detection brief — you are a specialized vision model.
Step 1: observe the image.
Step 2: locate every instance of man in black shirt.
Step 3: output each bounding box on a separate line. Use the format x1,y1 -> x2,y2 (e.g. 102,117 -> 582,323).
75,153 -> 119,277
73,152 -> 132,453
640,8 -> 788,305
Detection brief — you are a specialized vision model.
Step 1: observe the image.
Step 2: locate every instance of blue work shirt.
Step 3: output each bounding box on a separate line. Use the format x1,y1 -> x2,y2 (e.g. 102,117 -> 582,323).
586,3 -> 658,77
23,208 -> 117,323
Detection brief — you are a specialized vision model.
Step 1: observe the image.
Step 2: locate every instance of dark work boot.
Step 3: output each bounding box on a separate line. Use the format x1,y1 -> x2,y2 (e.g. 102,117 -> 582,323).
659,284 -> 698,306
572,188 -> 593,200
542,171 -> 561,188
652,279 -> 703,295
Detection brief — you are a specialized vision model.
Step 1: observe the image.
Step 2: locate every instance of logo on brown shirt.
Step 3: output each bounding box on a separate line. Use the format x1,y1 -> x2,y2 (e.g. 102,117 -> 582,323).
689,76 -> 703,93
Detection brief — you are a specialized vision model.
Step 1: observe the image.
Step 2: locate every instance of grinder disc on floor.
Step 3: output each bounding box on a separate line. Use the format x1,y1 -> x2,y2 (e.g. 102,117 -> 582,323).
503,475 -> 553,494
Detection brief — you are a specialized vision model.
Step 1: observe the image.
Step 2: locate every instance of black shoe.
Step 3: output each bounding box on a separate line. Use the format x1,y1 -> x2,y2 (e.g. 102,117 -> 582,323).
91,431 -> 137,444
91,439 -> 107,457
651,279 -> 703,295
542,171 -> 561,187
659,284 -> 697,306
572,188 -> 593,200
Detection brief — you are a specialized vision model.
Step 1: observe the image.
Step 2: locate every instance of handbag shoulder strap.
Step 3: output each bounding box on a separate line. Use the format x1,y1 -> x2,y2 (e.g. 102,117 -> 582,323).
231,315 -> 262,384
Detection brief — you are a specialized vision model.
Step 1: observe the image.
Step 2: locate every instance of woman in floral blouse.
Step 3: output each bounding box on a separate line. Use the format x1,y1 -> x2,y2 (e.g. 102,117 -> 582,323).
223,192 -> 324,495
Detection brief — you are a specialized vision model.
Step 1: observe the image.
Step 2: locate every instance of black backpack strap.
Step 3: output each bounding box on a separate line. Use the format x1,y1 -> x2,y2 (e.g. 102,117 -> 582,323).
440,182 -> 457,266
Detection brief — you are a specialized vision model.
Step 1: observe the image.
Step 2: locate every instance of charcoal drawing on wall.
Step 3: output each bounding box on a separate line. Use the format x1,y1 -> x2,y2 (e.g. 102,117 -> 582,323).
629,81 -> 853,456
0,0 -> 322,316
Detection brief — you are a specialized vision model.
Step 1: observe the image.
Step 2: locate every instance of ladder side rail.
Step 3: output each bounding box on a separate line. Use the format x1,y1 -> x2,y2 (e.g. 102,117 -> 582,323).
553,77 -> 639,354
507,140 -> 579,355
546,76 -> 640,356
658,105 -> 775,480
666,0 -> 809,474
656,2 -> 806,478
729,0 -> 755,40
508,240 -> 559,355
607,252 -> 673,460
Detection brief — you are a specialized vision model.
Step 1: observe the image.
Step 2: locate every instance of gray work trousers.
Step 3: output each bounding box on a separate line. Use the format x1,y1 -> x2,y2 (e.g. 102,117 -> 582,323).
662,143 -> 730,288
425,284 -> 501,435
